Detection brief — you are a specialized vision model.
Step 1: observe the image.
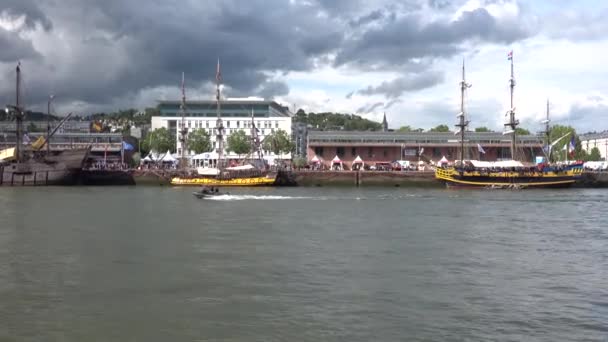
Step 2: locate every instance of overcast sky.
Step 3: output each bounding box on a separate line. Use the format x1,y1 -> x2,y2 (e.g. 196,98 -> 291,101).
1,0 -> 606,132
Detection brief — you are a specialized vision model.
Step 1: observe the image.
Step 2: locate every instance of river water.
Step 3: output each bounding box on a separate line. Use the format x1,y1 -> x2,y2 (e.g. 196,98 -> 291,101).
0,186 -> 606,341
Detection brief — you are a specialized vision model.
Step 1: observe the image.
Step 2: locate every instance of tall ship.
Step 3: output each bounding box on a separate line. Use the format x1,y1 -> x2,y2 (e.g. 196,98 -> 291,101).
435,54 -> 584,188
170,61 -> 277,186
0,63 -> 90,186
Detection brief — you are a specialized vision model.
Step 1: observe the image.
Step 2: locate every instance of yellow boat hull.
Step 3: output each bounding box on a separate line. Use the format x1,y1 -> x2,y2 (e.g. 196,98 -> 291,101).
171,175 -> 276,186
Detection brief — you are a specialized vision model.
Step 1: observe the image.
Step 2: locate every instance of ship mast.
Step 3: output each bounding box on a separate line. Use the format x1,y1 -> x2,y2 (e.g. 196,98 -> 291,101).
504,51 -> 519,160
540,99 -> 552,162
6,62 -> 25,163
215,59 -> 225,169
455,59 -> 471,164
178,72 -> 188,169
250,107 -> 261,161
47,94 -> 54,155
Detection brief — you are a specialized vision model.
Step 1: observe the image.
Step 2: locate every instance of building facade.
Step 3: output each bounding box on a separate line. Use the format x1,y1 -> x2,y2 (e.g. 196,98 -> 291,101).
151,99 -> 292,159
580,132 -> 608,160
291,121 -> 311,158
307,131 -> 544,168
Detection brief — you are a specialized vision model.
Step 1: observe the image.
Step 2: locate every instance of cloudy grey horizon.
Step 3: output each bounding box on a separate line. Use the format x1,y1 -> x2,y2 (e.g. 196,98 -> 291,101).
1,0 -> 607,133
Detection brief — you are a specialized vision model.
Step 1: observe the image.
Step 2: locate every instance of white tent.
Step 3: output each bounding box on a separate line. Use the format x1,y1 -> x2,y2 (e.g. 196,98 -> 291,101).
331,155 -> 343,170
311,155 -> 320,163
439,156 -> 448,163
469,160 -> 523,168
159,150 -> 177,163
352,155 -> 364,170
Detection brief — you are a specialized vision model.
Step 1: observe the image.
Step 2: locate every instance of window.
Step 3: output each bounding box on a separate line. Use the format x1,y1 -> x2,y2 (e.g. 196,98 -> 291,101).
206,121 -> 209,128
383,149 -> 388,157
433,148 -> 441,157
237,121 -> 240,128
276,121 -> 279,128
368,147 -> 373,157
226,121 -> 230,128
337,147 -> 345,158
351,147 -> 356,156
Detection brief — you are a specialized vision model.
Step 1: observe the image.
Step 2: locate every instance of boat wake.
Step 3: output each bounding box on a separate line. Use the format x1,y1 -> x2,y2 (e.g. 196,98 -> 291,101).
207,195 -> 313,201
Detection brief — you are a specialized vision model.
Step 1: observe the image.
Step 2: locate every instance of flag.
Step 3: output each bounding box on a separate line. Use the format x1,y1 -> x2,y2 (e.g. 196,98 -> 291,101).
507,50 -> 513,60
216,59 -> 222,82
568,136 -> 576,157
477,143 -> 486,154
419,147 -> 424,155
122,141 -> 134,151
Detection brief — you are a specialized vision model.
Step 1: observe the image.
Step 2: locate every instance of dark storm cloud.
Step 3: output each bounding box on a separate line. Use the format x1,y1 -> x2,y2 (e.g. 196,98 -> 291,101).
385,98 -> 402,109
335,7 -> 533,68
358,71 -> 444,98
349,10 -> 386,27
257,80 -> 290,100
0,0 -> 537,114
356,101 -> 385,113
0,0 -> 345,111
0,28 -> 40,61
563,103 -> 608,133
2,0 -> 53,31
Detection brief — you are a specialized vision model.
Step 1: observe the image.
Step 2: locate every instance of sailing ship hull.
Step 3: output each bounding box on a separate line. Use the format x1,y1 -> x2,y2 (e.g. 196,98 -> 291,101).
435,166 -> 583,189
171,175 -> 276,186
0,148 -> 90,186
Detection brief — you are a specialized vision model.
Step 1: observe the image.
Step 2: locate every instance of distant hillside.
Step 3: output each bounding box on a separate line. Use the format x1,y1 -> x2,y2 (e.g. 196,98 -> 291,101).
294,110 -> 382,131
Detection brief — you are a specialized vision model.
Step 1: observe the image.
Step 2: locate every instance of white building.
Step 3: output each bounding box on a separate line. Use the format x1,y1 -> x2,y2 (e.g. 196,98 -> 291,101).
580,131 -> 608,160
151,99 -> 292,161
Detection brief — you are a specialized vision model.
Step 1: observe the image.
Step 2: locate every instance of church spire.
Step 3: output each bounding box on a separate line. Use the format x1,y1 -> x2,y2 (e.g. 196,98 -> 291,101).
382,112 -> 388,132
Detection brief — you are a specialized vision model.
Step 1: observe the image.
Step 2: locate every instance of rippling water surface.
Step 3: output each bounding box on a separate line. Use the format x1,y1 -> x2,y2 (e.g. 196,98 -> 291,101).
0,186 -> 606,341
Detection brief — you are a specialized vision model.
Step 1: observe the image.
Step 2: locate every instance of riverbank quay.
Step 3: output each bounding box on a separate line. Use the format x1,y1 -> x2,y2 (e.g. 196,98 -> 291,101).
574,171 -> 608,188
292,170 -> 440,187
73,169 -> 608,187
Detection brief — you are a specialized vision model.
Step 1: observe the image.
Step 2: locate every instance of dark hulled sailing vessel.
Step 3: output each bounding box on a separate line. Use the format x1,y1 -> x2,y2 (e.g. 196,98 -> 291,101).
0,63 -> 89,186
435,54 -> 583,188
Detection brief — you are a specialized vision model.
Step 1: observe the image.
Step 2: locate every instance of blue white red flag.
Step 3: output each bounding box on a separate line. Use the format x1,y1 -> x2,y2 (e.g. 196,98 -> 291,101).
568,136 -> 576,156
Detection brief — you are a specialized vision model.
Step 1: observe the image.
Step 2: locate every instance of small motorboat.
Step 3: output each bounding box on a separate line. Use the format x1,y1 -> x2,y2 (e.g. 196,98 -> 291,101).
192,187 -> 227,199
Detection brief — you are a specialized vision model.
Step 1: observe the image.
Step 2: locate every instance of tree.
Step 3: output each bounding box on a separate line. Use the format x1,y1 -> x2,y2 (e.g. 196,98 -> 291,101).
141,127 -> 175,154
296,111 -> 382,131
430,124 -> 450,132
187,128 -> 211,154
292,156 -> 307,169
398,125 -> 424,132
588,147 -> 602,161
515,127 -> 530,135
226,130 -> 251,157
548,125 -> 577,161
263,129 -> 294,158
475,127 -> 492,132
